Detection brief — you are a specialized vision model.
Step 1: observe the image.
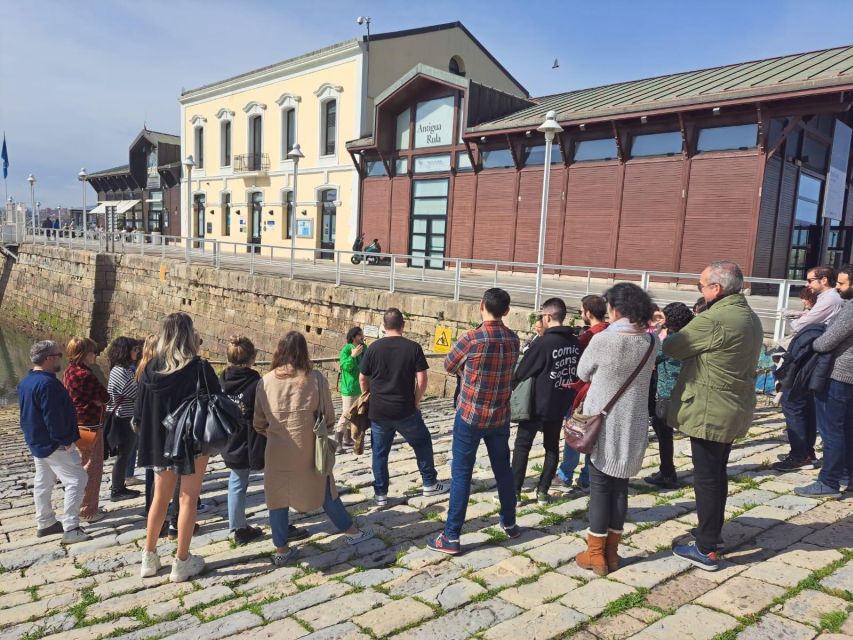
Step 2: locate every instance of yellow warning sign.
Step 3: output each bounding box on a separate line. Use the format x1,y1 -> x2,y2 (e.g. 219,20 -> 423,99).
159,264 -> 167,282
433,326 -> 453,354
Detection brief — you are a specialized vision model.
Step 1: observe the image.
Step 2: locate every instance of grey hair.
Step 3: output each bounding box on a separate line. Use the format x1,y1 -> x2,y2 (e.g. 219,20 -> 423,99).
706,261 -> 744,295
30,340 -> 58,365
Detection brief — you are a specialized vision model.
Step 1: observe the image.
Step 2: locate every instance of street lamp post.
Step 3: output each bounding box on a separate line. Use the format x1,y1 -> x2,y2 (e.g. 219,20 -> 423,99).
183,155 -> 195,262
78,168 -> 88,240
534,110 -> 563,310
27,174 -> 36,238
287,143 -> 304,280
35,201 -> 40,229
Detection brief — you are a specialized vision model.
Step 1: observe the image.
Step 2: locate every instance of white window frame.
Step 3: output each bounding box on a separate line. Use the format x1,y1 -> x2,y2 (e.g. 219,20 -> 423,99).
243,101 -> 267,163
276,93 -> 301,165
314,83 -> 343,165
280,187 -> 294,240
216,109 -> 234,171
190,115 -> 207,174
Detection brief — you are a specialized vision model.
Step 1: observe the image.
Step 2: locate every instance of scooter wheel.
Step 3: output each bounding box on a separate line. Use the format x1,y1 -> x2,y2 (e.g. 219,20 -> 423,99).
351,256 -> 360,264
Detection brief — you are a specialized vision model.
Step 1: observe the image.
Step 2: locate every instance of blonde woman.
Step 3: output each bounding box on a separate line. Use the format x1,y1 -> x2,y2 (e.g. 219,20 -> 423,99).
255,331 -> 373,565
63,336 -> 109,523
135,313 -> 219,582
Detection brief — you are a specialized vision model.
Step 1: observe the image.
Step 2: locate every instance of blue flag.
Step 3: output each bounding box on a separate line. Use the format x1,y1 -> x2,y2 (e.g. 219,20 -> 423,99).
1,135 -> 7,180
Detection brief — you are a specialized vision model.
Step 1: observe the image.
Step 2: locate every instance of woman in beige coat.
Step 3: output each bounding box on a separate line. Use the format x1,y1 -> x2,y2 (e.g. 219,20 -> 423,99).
254,331 -> 374,565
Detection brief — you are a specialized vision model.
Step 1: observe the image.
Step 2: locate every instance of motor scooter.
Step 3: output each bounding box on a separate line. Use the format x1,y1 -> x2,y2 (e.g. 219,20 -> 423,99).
350,235 -> 391,265
350,233 -> 366,264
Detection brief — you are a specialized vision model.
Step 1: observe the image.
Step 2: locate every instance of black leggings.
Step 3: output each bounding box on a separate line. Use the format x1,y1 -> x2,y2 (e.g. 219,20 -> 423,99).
651,416 -> 675,477
588,460 -> 629,535
511,418 -> 562,494
110,418 -> 138,492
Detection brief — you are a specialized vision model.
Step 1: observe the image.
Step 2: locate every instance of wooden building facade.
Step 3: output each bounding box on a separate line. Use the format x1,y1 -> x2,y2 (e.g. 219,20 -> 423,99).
348,47 -> 853,279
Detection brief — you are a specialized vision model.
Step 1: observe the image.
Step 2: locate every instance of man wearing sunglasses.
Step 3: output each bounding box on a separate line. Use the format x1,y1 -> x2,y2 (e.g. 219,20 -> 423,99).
18,340 -> 91,544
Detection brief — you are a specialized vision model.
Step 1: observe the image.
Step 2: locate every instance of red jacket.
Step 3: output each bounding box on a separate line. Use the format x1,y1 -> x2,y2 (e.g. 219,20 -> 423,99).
63,363 -> 108,426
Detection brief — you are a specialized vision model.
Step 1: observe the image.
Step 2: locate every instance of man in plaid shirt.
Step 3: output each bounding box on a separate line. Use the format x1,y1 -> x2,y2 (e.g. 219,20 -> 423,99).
429,288 -> 521,555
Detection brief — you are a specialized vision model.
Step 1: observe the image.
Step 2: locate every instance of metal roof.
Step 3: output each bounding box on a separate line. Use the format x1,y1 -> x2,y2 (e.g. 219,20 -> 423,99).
470,45 -> 853,133
87,165 -> 129,178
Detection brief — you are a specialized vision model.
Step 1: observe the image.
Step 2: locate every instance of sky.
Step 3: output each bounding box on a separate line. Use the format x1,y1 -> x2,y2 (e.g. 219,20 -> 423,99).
1,0 -> 852,209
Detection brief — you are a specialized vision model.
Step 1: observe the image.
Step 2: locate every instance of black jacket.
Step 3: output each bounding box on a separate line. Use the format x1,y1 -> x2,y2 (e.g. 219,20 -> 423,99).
777,324 -> 832,399
219,366 -> 265,470
134,356 -> 221,473
513,326 -> 581,421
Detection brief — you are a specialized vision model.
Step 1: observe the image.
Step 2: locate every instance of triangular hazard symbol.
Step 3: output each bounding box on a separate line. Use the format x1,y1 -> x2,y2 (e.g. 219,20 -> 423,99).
436,331 -> 450,347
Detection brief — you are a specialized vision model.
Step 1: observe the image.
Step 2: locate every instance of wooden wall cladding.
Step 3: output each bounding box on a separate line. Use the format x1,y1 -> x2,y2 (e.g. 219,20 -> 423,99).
472,171 -> 517,261
361,179 -> 392,249
450,175 -> 476,260
562,164 -> 620,269
390,178 -> 411,255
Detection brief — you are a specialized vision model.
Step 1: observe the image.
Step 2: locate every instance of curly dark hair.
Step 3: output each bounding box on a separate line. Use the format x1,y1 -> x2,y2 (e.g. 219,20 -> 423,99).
106,336 -> 137,369
603,283 -> 654,326
346,327 -> 363,344
662,302 -> 694,333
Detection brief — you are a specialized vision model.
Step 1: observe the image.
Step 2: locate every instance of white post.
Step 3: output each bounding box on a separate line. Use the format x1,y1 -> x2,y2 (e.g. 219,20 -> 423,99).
287,144 -> 304,280
183,155 -> 194,263
454,259 -> 461,301
774,280 -> 790,343
534,111 -> 562,311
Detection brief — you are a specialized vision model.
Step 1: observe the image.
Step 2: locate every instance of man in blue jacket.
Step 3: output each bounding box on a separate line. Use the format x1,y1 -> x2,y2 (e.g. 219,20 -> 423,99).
18,340 -> 90,544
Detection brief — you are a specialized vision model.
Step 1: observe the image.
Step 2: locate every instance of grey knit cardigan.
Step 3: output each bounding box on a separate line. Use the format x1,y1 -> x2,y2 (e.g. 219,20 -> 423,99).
578,330 -> 658,479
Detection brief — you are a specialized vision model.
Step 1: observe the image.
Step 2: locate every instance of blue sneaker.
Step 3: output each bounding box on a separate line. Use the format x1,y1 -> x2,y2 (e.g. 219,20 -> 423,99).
428,532 -> 461,555
672,541 -> 719,571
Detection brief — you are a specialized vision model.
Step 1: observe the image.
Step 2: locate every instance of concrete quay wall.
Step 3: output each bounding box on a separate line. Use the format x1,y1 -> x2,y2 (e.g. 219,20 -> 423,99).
0,245 -> 535,397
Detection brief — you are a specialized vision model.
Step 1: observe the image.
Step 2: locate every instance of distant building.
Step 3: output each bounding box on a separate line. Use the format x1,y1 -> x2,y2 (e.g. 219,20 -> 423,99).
178,21 -> 526,254
349,46 -> 853,279
87,129 -> 182,235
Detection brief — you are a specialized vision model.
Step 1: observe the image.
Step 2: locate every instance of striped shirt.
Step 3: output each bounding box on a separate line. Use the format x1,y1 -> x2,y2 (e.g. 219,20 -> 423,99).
106,365 -> 138,418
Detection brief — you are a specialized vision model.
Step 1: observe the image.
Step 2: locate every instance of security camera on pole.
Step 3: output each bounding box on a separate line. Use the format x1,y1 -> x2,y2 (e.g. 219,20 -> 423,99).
534,110 -> 563,310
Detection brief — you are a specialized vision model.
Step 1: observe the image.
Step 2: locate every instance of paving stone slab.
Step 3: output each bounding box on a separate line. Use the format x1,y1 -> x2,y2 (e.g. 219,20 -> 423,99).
482,602 -> 588,640
260,581 -> 351,621
384,560 -> 464,596
498,572 -> 581,609
608,552 -> 691,589
695,576 -> 786,618
645,573 -> 718,611
297,590 -> 389,629
420,578 -> 487,611
225,618 -> 308,639
393,598 -> 522,640
108,614 -> 199,640
560,579 -> 636,617
351,596 -> 433,637
471,554 -> 540,589
736,613 -> 817,640
41,616 -> 139,640
820,563 -> 853,594
777,589 -> 850,628
299,622 -> 372,640
163,611 -> 263,640
630,604 -> 739,640
742,560 -> 813,588
524,538 -> 586,568
586,610 -> 649,640
771,544 -> 845,570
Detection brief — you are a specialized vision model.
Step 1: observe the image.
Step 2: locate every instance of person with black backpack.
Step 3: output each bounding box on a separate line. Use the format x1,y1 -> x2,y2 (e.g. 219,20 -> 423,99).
220,335 -> 308,546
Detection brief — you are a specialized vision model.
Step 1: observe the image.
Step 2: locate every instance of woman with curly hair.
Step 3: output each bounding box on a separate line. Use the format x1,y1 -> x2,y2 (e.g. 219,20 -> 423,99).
645,302 -> 694,489
574,283 -> 658,576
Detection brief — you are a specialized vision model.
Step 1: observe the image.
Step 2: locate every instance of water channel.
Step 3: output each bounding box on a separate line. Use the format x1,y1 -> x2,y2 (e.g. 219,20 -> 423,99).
0,324 -> 107,406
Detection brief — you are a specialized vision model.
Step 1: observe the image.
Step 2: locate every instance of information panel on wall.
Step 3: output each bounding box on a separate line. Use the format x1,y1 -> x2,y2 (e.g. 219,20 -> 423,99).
414,96 -> 455,148
823,120 -> 852,221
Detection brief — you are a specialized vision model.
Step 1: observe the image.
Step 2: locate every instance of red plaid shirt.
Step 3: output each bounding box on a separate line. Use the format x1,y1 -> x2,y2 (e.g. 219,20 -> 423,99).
445,320 -> 519,428
63,363 -> 109,426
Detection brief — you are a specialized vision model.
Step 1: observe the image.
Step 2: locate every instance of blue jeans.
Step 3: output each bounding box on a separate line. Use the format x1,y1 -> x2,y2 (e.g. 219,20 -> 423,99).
558,444 -> 589,486
228,468 -> 251,531
781,387 -> 817,460
269,477 -> 352,548
815,380 -> 853,491
445,412 -> 516,540
371,411 -> 437,496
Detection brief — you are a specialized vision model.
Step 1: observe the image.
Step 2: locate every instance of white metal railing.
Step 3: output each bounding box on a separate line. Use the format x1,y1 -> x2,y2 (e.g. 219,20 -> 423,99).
22,228 -> 805,341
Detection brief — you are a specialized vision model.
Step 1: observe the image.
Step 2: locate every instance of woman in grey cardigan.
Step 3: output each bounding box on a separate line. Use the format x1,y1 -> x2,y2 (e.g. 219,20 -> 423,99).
574,283 -> 657,576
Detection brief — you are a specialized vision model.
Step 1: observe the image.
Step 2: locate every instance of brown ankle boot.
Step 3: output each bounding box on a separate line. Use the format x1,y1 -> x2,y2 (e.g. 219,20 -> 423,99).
605,529 -> 623,572
576,532 -> 608,576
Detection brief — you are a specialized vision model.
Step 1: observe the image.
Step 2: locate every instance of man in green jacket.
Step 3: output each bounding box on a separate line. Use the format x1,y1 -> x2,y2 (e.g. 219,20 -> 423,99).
336,327 -> 366,450
665,261 -> 763,571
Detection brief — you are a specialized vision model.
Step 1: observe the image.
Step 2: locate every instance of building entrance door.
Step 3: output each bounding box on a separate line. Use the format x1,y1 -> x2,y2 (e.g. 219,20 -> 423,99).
410,179 -> 448,269
320,189 -> 336,259
250,192 -> 262,252
788,174 -> 823,281
194,194 -> 206,246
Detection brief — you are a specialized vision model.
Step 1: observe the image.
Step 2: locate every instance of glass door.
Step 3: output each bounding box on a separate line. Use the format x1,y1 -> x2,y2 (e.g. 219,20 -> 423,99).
787,174 -> 822,281
410,179 -> 448,269
193,194 -> 206,242
250,192 -> 262,252
320,189 -> 336,259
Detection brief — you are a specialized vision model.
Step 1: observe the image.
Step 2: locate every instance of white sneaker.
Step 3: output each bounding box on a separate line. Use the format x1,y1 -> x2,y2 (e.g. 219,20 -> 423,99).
346,528 -> 376,546
374,494 -> 388,507
140,551 -> 162,578
169,553 -> 205,583
61,527 -> 91,544
423,481 -> 448,497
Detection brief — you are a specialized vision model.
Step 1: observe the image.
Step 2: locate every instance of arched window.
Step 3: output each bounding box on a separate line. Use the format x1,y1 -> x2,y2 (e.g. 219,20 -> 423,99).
322,100 -> 337,156
449,55 -> 466,77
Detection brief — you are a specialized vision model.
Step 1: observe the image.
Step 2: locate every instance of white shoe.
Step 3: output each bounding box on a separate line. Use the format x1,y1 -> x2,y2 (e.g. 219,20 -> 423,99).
374,494 -> 388,506
423,481 -> 448,497
170,552 -> 205,583
61,527 -> 91,544
140,551 -> 162,578
346,528 -> 375,546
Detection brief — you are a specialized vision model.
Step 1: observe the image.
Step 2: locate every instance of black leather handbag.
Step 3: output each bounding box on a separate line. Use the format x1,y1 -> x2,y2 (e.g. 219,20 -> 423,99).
163,361 -> 243,462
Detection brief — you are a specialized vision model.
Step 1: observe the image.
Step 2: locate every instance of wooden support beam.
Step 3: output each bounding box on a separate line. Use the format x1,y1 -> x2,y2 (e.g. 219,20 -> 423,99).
611,122 -> 625,162
766,116 -> 803,161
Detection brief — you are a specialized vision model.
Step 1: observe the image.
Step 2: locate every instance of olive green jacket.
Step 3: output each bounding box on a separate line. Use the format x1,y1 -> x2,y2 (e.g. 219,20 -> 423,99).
663,294 -> 764,443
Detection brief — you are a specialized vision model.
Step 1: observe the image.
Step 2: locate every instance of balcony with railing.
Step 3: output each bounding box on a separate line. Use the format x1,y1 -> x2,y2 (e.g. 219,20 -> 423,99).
233,153 -> 270,175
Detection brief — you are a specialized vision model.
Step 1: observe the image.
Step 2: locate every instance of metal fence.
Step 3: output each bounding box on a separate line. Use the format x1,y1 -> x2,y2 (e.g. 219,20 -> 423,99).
22,228 -> 805,341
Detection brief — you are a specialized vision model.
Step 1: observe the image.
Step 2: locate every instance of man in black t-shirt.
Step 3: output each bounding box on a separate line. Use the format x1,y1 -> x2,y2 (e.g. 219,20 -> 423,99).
359,308 -> 446,506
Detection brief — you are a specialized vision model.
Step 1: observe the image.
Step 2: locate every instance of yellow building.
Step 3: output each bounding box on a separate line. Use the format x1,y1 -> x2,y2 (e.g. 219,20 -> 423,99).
178,22 -> 526,256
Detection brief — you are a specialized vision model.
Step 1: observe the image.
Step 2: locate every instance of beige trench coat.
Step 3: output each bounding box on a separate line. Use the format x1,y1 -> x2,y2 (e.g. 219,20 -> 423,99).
253,366 -> 337,512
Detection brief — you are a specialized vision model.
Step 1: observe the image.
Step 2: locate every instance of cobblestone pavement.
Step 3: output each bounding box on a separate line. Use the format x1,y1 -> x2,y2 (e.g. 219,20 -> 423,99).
1,400 -> 851,640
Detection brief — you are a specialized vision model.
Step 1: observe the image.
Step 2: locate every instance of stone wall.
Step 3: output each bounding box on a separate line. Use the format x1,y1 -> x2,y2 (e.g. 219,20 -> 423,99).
0,246 -> 536,397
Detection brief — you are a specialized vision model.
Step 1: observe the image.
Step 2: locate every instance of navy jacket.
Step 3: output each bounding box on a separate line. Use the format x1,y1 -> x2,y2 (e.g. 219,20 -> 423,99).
18,370 -> 79,458
777,324 -> 832,399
